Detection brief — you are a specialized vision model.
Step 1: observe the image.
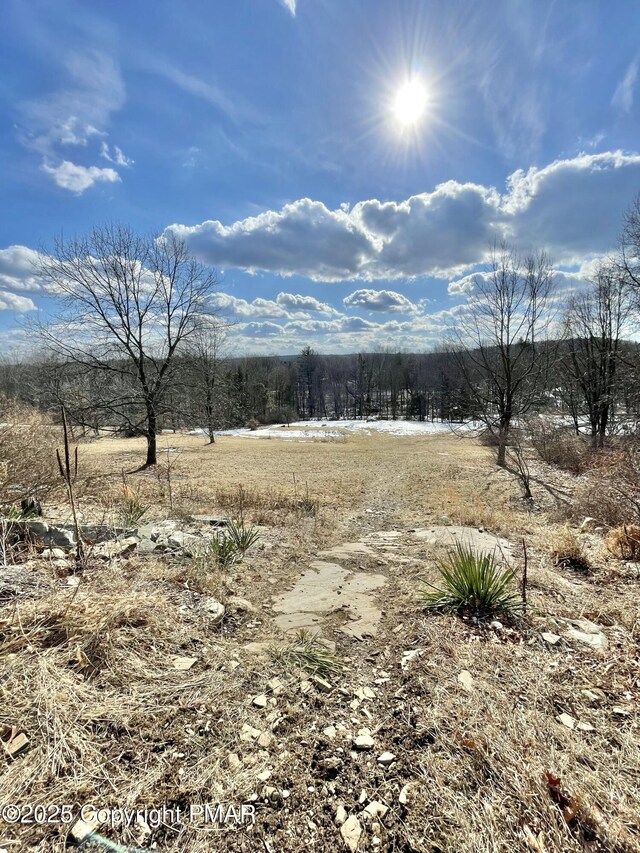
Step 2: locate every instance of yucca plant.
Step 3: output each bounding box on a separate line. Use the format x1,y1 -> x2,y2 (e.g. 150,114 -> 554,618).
121,496 -> 149,527
225,517 -> 261,556
420,542 -> 523,618
206,534 -> 238,568
270,629 -> 343,677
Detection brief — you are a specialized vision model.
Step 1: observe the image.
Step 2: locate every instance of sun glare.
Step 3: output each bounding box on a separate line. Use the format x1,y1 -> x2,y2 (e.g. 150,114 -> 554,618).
392,78 -> 428,128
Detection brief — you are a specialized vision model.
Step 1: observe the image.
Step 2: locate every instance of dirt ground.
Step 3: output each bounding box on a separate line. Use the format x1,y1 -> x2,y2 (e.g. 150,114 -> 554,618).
1,428 -> 638,853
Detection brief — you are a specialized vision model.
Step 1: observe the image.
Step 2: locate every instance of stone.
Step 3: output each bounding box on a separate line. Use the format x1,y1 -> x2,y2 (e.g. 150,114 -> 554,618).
167,531 -> 201,551
227,596 -> 256,613
335,805 -> 348,826
412,525 -> 513,564
323,725 -> 337,739
257,769 -> 272,782
311,676 -> 332,692
377,751 -> 395,765
580,517 -> 598,532
542,632 -> 561,645
172,656 -> 198,671
252,694 -> 268,708
257,732 -> 273,748
565,627 -> 608,652
577,722 -> 595,732
94,537 -> 138,560
363,801 -> 388,820
340,815 -> 363,853
399,784 -> 410,805
581,688 -> 606,706
457,670 -> 474,692
556,713 -> 576,730
192,515 -> 228,527
198,598 -> 225,624
353,733 -> 374,751
69,816 -> 100,843
1,729 -> 29,757
227,752 -> 241,770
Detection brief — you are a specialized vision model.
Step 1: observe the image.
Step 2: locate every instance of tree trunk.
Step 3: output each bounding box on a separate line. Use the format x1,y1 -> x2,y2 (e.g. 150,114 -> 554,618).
146,406 -> 157,466
497,423 -> 509,467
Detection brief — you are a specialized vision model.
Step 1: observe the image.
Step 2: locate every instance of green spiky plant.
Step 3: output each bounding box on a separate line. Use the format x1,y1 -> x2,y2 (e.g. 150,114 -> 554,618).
225,517 -> 261,556
420,542 -> 523,619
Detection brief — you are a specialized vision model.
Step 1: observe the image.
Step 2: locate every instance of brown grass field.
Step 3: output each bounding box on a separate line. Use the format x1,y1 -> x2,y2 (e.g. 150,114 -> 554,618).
1,427 -> 638,853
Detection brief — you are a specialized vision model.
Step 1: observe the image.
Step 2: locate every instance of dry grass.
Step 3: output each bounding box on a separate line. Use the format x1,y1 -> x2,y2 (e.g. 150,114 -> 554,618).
606,524 -> 640,561
549,527 -> 593,573
1,427 -> 639,852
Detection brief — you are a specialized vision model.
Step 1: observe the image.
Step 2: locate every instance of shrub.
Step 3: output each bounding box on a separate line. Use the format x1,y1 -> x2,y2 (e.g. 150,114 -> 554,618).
571,444 -> 640,529
0,398 -> 60,505
246,418 -> 259,431
549,528 -> 592,573
420,542 -> 523,619
528,417 -> 588,473
606,524 -> 640,560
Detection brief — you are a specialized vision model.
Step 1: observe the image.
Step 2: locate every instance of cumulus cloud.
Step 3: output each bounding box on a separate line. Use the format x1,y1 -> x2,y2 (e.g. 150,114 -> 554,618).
0,246 -> 52,293
210,292 -> 308,319
276,292 -> 339,315
0,292 -> 36,312
42,161 -> 121,193
167,151 -> 640,283
18,50 -> 130,193
612,59 -> 639,114
343,288 -> 418,313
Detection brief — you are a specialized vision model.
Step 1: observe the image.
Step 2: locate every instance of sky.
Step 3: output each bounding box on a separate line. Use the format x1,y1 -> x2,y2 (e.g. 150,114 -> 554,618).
1,0 -> 639,355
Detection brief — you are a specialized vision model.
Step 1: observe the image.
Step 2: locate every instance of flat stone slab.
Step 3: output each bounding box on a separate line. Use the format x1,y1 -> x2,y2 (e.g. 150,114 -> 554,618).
412,525 -> 513,563
272,558 -> 386,639
318,542 -> 378,561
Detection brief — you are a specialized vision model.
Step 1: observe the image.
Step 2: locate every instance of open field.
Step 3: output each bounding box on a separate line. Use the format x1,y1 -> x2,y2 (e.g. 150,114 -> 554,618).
1,426 -> 639,853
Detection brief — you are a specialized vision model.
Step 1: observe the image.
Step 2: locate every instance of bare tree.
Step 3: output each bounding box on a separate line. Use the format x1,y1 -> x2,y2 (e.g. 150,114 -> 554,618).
621,192 -> 640,296
563,262 -> 634,448
451,242 -> 555,466
185,319 -> 230,443
35,224 -> 217,466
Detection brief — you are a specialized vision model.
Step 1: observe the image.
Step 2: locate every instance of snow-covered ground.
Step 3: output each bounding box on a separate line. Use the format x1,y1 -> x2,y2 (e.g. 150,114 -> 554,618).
189,419 -> 483,441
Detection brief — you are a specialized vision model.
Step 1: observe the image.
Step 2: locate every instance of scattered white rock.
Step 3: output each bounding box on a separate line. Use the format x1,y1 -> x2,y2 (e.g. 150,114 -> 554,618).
401,649 -> 421,670
227,752 -> 241,770
257,769 -> 272,782
323,725 -> 337,739
364,801 -> 388,820
377,751 -> 396,766
457,670 -> 474,692
252,694 -> 268,708
557,713 -> 576,730
334,805 -> 348,827
577,721 -> 595,732
399,784 -> 410,805
353,733 -> 375,751
172,656 -> 198,671
542,632 -> 561,645
340,814 -> 363,853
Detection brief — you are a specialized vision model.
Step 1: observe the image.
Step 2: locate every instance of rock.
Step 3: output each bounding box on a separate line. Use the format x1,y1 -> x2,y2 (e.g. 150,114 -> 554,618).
556,713 -> 576,730
612,706 -> 631,717
257,732 -> 273,748
257,769 -> 272,782
458,670 -> 474,692
69,816 -> 100,843
21,497 -> 42,517
227,596 -> 256,613
340,815 -> 363,853
167,531 -> 201,551
542,632 -> 561,645
41,547 -> 66,560
240,724 -> 261,741
252,694 -> 268,708
192,515 -> 228,527
198,598 -> 225,624
1,728 -> 29,757
227,752 -> 241,770
363,801 -> 388,820
401,649 -> 421,670
323,725 -> 337,739
399,784 -> 410,805
335,805 -> 348,826
377,751 -> 396,765
321,756 -> 343,770
580,517 -> 598,532
353,733 -> 374,751
577,721 -> 595,732
311,676 -> 332,692
94,536 -> 139,560
172,656 -> 198,671
581,688 -> 606,706
560,617 -> 608,652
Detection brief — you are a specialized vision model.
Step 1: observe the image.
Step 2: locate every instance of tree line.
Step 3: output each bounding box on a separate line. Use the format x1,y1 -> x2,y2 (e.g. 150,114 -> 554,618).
0,195 -> 639,467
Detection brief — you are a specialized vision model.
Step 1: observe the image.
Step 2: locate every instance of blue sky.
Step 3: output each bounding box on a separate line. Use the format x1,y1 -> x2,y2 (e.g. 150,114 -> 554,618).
1,0 -> 640,353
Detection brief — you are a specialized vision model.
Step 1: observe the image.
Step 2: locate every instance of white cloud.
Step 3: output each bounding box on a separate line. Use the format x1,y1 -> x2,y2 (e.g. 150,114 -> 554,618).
279,0 -> 296,15
18,50 -> 129,192
0,292 -> 36,312
612,59 -> 639,114
42,161 -> 120,194
0,246 -> 53,293
167,151 -> 640,283
100,141 -> 134,167
343,289 -> 418,313
210,292 -> 308,319
275,292 -> 339,315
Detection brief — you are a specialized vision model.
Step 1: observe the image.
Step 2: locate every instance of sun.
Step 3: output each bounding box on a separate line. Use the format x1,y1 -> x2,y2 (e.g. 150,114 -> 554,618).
392,78 -> 428,128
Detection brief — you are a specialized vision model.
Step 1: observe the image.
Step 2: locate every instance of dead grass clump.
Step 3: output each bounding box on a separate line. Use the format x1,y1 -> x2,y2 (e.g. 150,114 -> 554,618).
215,482 -> 319,522
549,528 -> 592,573
529,418 -> 589,473
0,397 -> 60,506
571,445 -> 640,529
269,629 -> 343,677
606,524 -> 640,560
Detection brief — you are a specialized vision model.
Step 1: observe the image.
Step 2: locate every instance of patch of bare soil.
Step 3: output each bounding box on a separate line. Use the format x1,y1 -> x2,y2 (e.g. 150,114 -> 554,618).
1,431 -> 638,853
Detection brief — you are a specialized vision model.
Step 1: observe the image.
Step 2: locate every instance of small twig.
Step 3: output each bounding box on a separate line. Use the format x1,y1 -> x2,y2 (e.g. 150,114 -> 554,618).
521,537 -> 528,608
